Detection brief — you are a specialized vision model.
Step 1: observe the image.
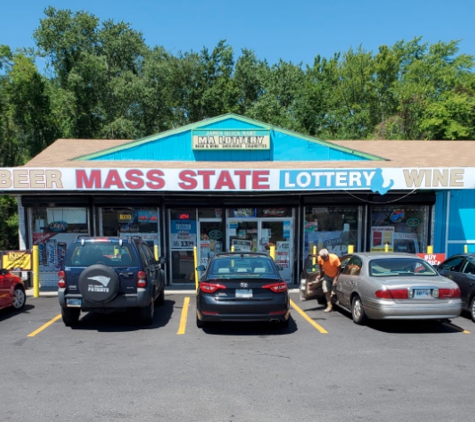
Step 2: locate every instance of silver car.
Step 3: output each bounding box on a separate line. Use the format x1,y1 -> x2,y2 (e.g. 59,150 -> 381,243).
335,252 -> 462,325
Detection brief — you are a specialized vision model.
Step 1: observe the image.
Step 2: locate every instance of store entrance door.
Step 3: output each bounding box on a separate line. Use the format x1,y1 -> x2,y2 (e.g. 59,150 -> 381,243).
226,218 -> 293,283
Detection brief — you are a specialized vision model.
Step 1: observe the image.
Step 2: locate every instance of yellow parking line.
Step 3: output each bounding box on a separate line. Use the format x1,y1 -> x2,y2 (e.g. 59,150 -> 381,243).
290,299 -> 328,334
177,297 -> 190,335
27,314 -> 62,337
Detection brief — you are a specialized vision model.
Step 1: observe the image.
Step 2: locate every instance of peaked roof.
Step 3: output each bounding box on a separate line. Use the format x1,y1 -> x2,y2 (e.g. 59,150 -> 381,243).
72,113 -> 383,161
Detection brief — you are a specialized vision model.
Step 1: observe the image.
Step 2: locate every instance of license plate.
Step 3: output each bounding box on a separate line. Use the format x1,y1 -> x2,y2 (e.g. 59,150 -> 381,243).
236,289 -> 253,298
413,289 -> 431,298
66,298 -> 82,307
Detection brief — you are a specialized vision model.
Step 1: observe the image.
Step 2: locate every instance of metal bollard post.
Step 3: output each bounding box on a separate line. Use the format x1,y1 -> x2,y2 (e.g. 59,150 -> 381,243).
427,245 -> 433,254
33,245 -> 40,298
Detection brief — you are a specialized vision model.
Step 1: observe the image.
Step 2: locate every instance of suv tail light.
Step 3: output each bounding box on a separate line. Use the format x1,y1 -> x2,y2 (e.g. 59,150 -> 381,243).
262,282 -> 288,293
58,270 -> 66,288
375,289 -> 409,299
439,287 -> 461,298
199,282 -> 226,293
137,270 -> 147,288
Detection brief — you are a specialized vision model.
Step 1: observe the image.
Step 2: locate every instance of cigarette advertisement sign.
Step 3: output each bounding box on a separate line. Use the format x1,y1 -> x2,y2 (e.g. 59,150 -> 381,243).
2,251 -> 32,270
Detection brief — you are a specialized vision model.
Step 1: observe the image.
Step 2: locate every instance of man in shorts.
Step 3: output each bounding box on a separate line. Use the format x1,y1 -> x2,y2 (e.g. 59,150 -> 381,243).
317,248 -> 342,313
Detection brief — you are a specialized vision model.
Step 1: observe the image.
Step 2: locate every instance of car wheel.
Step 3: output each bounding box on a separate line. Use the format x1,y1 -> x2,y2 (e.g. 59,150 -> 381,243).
139,298 -> 154,326
196,313 -> 206,329
61,307 -> 80,327
470,297 -> 475,323
351,295 -> 367,325
12,287 -> 26,310
155,288 -> 165,306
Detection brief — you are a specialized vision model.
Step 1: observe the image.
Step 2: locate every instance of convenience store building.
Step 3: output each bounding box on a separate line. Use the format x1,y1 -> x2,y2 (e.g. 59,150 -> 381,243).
1,113 -> 475,289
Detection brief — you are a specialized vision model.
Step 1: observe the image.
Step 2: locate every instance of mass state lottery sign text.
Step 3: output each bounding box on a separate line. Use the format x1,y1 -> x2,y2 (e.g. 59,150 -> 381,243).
0,167 -> 473,193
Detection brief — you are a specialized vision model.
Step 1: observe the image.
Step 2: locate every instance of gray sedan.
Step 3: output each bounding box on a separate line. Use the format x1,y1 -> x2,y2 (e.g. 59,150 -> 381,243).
335,252 -> 462,325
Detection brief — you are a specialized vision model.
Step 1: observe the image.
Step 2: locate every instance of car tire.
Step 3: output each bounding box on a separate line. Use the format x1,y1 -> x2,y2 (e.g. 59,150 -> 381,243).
351,295 -> 367,325
155,288 -> 165,306
12,286 -> 26,310
470,297 -> 475,323
61,307 -> 80,327
139,298 -> 154,326
196,313 -> 206,329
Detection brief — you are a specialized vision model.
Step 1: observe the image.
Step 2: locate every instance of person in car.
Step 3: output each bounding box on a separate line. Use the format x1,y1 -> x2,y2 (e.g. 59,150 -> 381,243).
317,248 -> 341,313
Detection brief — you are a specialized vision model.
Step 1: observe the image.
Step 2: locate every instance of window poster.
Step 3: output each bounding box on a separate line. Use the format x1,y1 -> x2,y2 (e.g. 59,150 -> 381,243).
171,220 -> 197,249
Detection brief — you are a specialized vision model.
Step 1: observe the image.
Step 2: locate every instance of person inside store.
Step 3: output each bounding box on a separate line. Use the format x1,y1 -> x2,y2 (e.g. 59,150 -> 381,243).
317,248 -> 341,313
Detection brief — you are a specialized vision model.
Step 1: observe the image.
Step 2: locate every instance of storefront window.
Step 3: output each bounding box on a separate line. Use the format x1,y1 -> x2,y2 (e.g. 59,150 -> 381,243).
32,207 -> 88,284
101,207 -> 160,248
370,206 -> 428,253
304,206 -> 360,257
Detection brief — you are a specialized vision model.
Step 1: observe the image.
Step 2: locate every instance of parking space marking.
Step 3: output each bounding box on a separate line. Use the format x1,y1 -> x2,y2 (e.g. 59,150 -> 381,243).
290,299 -> 328,333
177,297 -> 190,335
27,314 -> 62,337
443,321 -> 471,334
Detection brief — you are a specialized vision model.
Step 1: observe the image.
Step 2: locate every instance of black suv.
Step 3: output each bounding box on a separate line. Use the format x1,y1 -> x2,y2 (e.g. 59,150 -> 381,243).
58,236 -> 165,326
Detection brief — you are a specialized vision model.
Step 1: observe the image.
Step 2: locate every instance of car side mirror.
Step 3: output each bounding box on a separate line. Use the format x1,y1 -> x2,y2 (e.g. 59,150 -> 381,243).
196,265 -> 206,272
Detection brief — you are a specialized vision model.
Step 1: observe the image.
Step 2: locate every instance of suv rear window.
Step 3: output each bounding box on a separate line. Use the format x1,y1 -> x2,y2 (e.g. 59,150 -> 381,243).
64,243 -> 139,267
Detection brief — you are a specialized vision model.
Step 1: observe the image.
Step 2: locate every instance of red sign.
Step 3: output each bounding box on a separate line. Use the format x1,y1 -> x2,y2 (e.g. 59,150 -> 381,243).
416,253 -> 446,266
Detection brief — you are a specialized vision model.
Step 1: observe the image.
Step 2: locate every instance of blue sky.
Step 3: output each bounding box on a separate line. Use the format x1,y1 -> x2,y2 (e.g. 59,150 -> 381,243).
2,0 -> 475,69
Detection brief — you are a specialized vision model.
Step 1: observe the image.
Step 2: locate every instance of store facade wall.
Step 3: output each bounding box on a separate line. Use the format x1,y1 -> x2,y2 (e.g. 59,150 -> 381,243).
3,114 -> 475,289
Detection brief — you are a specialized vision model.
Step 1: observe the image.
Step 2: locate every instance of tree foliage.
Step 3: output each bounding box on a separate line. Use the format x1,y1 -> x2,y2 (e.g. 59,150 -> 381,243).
1,7 -> 475,248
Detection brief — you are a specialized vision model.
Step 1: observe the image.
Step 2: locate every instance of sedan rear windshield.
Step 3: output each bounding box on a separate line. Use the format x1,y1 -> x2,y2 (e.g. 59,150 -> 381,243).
209,258 -> 276,277
65,243 -> 139,267
370,258 -> 438,277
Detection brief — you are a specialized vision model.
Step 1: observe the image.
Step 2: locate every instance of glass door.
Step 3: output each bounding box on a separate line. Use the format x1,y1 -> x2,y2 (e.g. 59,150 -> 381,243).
169,209 -> 197,284
260,219 -> 293,283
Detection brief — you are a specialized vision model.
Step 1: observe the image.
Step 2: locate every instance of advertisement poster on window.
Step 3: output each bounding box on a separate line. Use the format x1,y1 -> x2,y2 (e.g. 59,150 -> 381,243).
33,232 -> 79,285
231,239 -> 252,252
371,226 -> 394,251
305,230 -> 353,256
120,233 -> 159,249
276,241 -> 290,269
171,220 -> 197,249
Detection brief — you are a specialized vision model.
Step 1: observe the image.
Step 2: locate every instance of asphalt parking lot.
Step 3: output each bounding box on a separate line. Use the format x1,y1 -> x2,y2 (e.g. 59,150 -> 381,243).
2,290 -> 475,422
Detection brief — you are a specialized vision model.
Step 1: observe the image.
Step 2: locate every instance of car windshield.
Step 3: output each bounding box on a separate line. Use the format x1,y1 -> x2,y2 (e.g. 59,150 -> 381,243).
65,242 -> 139,267
209,257 -> 275,277
370,258 -> 438,277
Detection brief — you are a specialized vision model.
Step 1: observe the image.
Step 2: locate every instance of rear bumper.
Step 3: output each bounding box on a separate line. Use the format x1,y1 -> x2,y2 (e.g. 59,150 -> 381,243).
197,309 -> 290,323
197,292 -> 290,322
58,287 -> 152,310
363,297 -> 462,320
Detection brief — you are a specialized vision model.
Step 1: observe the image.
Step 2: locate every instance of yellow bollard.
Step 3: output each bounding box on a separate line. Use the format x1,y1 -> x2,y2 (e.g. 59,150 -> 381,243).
427,245 -> 433,254
193,246 -> 199,291
464,244 -> 468,253
33,245 -> 40,298
231,245 -> 234,252
312,245 -> 317,265
384,243 -> 389,253
348,244 -> 354,254
154,244 -> 159,261
270,245 -> 276,260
